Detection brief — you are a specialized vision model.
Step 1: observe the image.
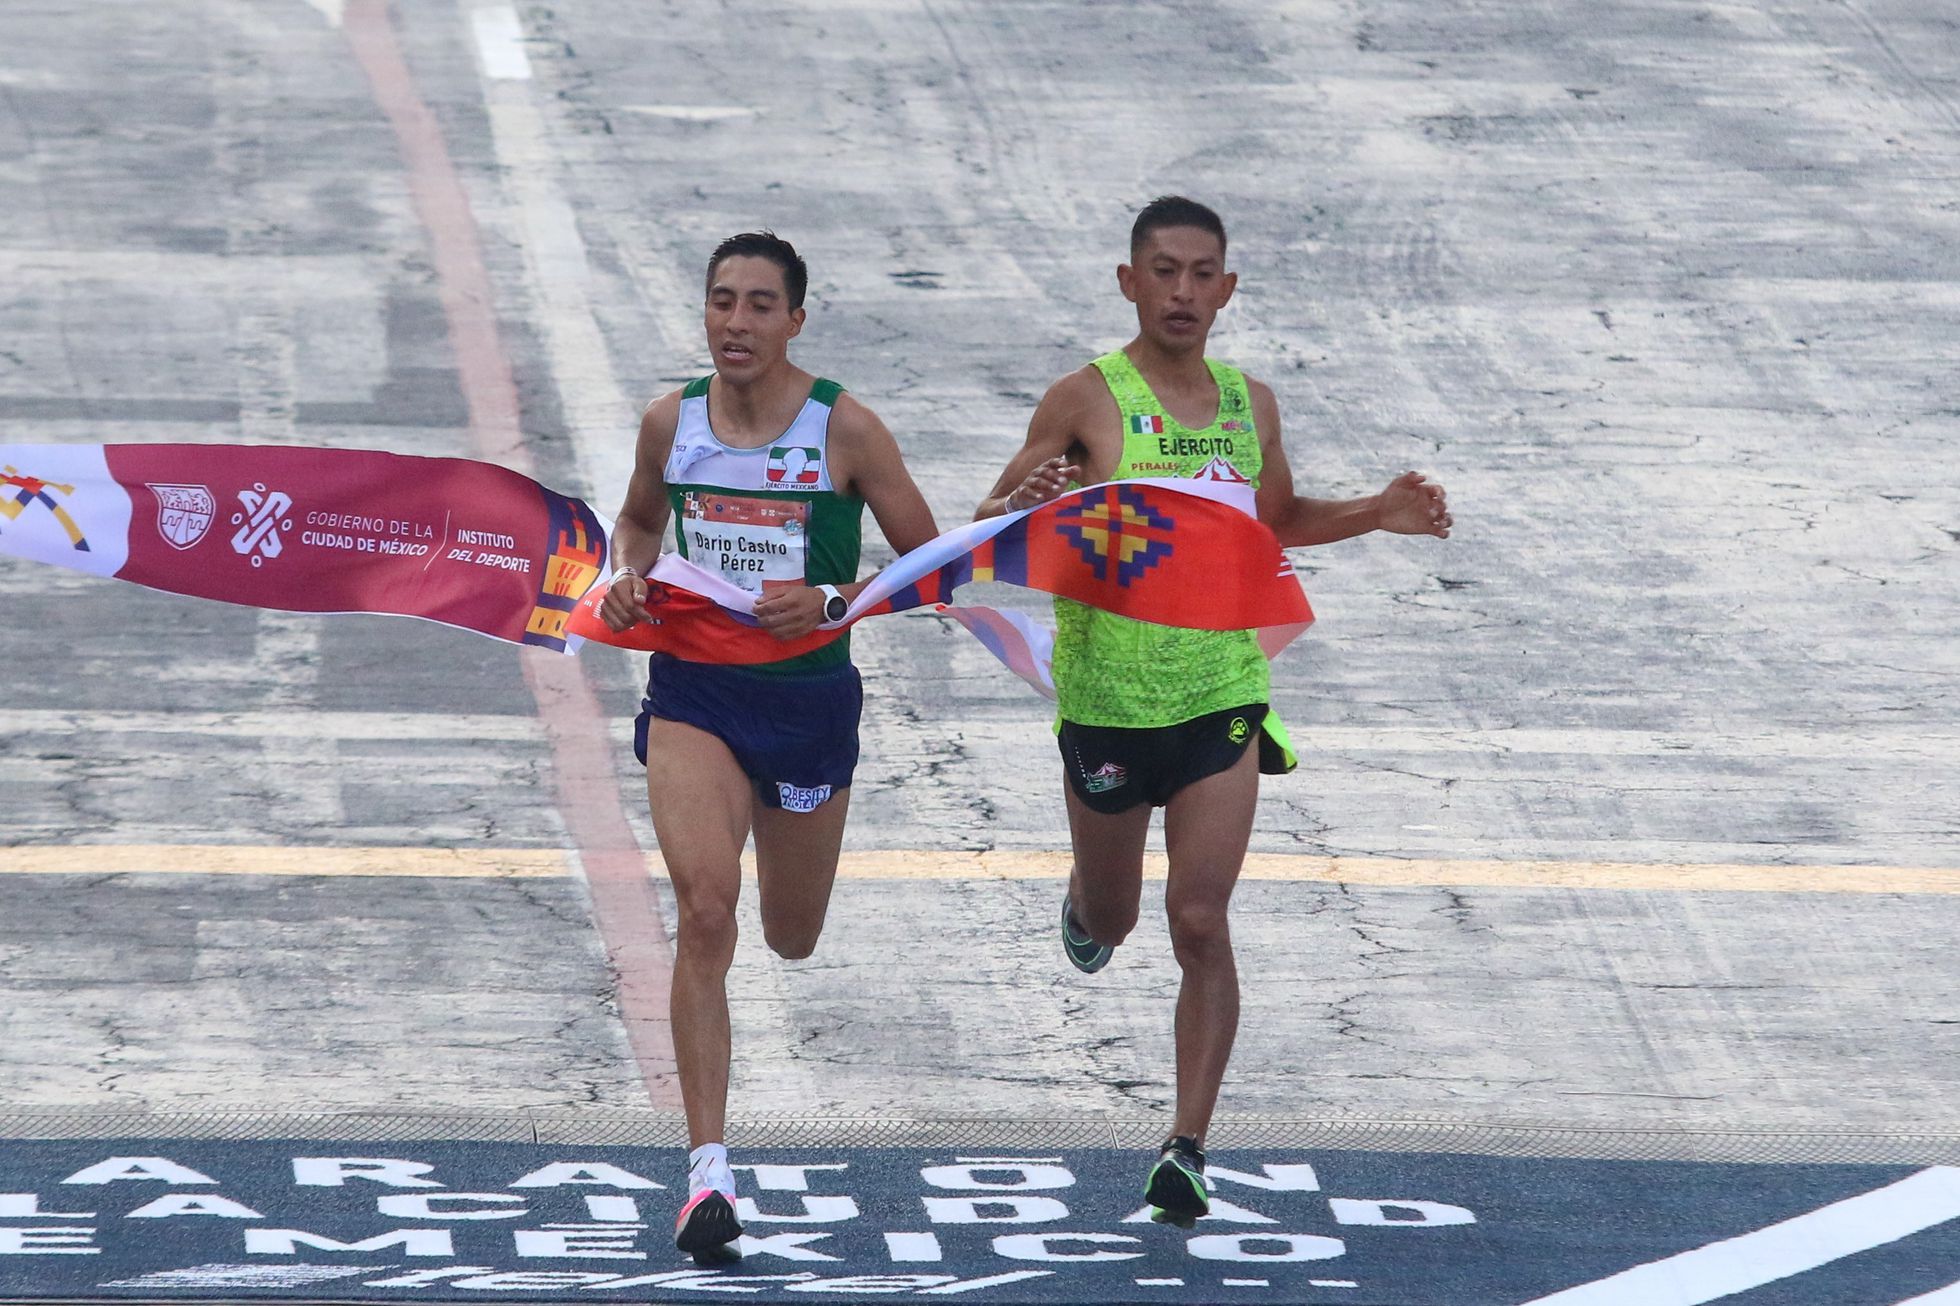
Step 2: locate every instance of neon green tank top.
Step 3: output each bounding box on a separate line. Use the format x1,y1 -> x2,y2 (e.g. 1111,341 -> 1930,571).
1052,350 -> 1271,727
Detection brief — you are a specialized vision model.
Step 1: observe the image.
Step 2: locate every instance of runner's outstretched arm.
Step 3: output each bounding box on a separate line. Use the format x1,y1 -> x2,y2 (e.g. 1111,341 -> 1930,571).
600,393 -> 681,632
974,372 -> 1103,520
1248,379 -> 1453,547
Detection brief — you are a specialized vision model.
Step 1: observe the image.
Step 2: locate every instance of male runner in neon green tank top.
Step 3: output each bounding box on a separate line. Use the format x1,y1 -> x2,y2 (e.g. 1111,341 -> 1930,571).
977,197 -> 1453,1225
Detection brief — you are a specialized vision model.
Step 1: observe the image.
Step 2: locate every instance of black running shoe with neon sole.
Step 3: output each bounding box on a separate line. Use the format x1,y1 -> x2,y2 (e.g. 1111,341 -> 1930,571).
1144,1134 -> 1209,1227
675,1189 -> 744,1265
1061,895 -> 1114,974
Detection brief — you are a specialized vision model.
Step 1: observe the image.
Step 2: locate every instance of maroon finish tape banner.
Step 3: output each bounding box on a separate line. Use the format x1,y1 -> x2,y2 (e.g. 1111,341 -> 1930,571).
2,443 -> 608,652
5,448 -> 1311,679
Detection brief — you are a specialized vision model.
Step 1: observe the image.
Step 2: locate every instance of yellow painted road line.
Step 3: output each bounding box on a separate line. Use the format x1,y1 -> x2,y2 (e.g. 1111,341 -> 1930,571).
0,845 -> 567,878
0,846 -> 1952,894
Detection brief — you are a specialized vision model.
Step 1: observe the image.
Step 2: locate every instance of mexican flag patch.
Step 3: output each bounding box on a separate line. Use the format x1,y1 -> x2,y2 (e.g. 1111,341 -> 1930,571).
1128,414 -> 1165,435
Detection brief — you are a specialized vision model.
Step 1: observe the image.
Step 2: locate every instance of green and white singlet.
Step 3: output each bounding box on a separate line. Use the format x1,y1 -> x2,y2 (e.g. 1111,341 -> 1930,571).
1053,350 -> 1287,759
663,375 -> 864,673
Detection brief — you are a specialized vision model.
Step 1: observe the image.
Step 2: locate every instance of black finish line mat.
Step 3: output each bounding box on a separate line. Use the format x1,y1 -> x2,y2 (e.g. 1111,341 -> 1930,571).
0,1139 -> 1957,1304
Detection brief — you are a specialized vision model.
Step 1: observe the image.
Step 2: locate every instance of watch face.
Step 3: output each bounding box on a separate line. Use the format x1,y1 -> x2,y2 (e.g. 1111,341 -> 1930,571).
826,596 -> 848,621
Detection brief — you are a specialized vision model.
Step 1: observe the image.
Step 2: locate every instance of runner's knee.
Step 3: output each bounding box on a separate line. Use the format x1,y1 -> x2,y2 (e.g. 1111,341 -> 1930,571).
1076,893 -> 1138,946
1166,896 -> 1232,961
673,887 -> 739,962
762,918 -> 821,960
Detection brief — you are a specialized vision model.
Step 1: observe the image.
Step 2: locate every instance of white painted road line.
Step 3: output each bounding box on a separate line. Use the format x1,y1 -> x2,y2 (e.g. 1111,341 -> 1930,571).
11,711 -> 1947,762
1894,1281 -> 1960,1304
618,103 -> 762,121
470,5 -> 532,80
1517,1165 -> 1960,1305
1302,724 -> 1960,765
463,0 -> 637,503
0,708 -> 543,741
828,851 -> 1960,895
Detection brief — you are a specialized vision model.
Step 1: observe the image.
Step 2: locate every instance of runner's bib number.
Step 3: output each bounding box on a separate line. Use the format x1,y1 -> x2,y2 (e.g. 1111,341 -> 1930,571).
680,491 -> 809,594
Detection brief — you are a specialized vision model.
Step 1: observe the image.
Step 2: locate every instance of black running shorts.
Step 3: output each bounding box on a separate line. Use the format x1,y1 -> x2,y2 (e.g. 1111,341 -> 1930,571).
1058,704 -> 1270,814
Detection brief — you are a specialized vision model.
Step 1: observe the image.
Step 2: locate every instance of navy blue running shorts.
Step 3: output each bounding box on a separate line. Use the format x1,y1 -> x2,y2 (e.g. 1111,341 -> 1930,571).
634,653 -> 862,813
1059,704 -> 1271,815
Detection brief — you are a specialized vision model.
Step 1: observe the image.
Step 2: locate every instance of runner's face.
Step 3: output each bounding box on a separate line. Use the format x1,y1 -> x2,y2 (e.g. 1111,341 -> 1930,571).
704,255 -> 805,380
1118,226 -> 1236,353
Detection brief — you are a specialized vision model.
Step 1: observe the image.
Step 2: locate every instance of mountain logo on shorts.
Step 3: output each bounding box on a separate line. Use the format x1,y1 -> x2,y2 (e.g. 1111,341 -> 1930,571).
767,445 -> 822,485
1083,762 -> 1128,794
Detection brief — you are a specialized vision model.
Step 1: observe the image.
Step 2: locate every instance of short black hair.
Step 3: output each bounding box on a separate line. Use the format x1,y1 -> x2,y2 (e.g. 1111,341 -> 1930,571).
1130,195 -> 1228,261
704,231 -> 808,310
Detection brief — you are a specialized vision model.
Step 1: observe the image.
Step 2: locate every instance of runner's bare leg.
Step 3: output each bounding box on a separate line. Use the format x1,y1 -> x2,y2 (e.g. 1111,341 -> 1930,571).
1064,786 -> 1152,947
752,792 -> 852,960
1161,744 -> 1259,1141
644,718 -> 752,1148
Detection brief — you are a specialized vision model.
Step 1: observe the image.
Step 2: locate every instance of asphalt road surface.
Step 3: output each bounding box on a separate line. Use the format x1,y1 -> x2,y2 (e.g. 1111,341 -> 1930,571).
2,0 -> 1955,1154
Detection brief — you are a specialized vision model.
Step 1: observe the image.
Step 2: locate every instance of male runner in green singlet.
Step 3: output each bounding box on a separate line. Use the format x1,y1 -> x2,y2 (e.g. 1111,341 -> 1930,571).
600,233 -> 940,1261
976,197 -> 1452,1226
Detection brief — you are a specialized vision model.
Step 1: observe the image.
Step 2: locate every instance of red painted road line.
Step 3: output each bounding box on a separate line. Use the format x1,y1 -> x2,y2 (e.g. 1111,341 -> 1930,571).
343,0 -> 680,1106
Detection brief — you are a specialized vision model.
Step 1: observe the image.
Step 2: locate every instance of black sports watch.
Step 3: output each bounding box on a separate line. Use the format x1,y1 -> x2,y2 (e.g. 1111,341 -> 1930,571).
817,584 -> 848,623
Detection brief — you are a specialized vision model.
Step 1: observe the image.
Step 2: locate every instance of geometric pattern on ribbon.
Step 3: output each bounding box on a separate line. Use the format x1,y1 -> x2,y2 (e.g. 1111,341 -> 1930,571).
1053,484 -> 1175,586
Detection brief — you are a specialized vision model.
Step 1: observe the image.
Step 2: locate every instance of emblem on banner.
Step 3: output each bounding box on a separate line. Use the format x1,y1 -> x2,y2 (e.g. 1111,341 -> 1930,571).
524,494 -> 607,650
1,465 -> 91,552
1055,486 -> 1175,586
146,483 -> 216,550
230,484 -> 293,567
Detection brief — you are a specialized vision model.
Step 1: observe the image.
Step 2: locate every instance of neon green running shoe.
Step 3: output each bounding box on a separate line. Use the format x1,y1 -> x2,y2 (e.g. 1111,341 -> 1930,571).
1144,1134 -> 1209,1227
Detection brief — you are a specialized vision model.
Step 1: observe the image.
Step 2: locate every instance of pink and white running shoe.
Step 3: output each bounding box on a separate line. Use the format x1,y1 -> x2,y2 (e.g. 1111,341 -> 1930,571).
675,1187 -> 743,1264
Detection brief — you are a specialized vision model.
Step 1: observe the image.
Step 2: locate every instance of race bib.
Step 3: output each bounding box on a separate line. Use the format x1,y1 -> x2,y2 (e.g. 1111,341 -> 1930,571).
679,491 -> 809,594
